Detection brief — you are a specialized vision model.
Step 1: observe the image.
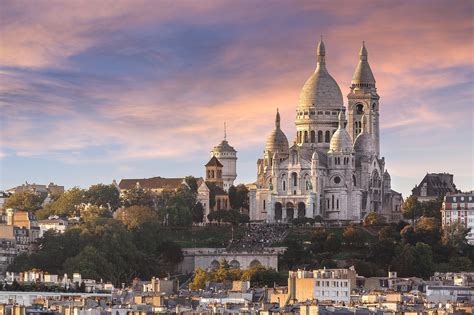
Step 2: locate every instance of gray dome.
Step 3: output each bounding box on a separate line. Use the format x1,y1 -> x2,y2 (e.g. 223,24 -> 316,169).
266,110 -> 289,154
299,39 -> 343,109
213,140 -> 236,153
352,42 -> 375,86
353,116 -> 375,156
383,170 -> 391,180
329,112 -> 353,154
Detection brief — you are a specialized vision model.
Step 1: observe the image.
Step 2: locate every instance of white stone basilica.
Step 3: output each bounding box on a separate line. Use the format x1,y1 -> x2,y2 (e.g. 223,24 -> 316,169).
248,39 -> 402,223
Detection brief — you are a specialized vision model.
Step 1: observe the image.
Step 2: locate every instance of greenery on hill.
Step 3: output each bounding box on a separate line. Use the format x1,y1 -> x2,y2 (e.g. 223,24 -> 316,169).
278,196 -> 474,278
189,261 -> 286,290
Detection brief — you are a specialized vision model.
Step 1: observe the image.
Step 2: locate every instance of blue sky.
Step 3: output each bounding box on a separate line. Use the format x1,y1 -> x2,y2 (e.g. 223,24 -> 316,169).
0,0 -> 473,197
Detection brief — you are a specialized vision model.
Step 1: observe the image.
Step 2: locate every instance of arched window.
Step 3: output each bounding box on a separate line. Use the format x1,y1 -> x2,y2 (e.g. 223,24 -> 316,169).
283,180 -> 286,191
211,170 -> 215,178
336,199 -> 339,209
331,195 -> 335,209
263,200 -> 266,210
304,131 -> 308,143
318,131 -> 323,143
325,131 -> 330,143
311,130 -> 316,143
353,175 -> 357,187
355,121 -> 362,135
292,172 -> 298,187
356,104 -> 364,114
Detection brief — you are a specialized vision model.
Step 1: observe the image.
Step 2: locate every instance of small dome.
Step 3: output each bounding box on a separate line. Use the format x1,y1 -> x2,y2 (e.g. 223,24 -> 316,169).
212,140 -> 236,153
299,39 -> 343,109
352,42 -> 376,86
266,110 -> 289,154
383,170 -> 391,180
311,150 -> 319,160
329,111 -> 353,154
354,116 -> 375,156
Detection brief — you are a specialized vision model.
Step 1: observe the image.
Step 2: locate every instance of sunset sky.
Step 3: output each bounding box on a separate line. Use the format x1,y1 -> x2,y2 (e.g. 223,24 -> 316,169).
1,0 -> 473,197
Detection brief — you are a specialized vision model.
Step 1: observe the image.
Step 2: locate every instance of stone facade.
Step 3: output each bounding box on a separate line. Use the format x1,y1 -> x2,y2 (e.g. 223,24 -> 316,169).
178,247 -> 285,273
249,39 -> 402,223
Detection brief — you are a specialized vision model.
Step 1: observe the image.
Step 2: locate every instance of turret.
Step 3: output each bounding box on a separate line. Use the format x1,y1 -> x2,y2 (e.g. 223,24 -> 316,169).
347,42 -> 380,156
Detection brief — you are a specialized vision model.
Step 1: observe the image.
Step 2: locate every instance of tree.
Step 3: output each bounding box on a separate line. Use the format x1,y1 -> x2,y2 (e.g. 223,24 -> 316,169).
184,176 -> 199,193
343,225 -> 365,248
47,187 -> 86,217
402,195 -> 423,223
121,186 -> 155,209
415,216 -> 440,246
364,212 -> 386,226
413,242 -> 434,278
192,202 -> 204,224
228,185 -> 249,210
392,244 -> 416,277
3,191 -> 44,212
81,205 -> 112,223
281,240 -> 307,269
116,205 -> 157,229
189,267 -> 207,291
63,246 -> 111,280
442,222 -> 469,250
85,184 -> 120,211
378,226 -> 397,241
420,197 -> 443,219
400,225 -> 418,245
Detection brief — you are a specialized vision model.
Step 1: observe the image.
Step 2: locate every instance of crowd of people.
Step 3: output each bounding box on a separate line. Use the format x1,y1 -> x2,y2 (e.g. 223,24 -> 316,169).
226,223 -> 288,252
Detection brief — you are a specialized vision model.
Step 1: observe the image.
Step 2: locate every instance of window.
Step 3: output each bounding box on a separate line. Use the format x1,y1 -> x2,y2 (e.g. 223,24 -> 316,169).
311,130 -> 316,143
318,131 -> 323,143
356,104 -> 364,114
292,173 -> 298,186
325,131 -> 330,143
304,131 -> 308,143
263,200 -> 266,210
334,176 -> 341,184
332,195 -> 335,209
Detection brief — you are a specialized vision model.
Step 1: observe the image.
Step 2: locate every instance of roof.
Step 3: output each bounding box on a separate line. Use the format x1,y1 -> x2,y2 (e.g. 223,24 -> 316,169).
205,156 -> 223,167
352,42 -> 376,86
412,173 -> 458,197
298,39 -> 343,110
118,177 -> 185,191
206,182 -> 228,196
266,110 -> 289,154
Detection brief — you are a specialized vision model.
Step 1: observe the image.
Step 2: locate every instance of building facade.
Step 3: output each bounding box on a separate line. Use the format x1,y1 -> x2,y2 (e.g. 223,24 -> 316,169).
441,192 -> 474,245
412,173 -> 459,202
210,129 -> 237,192
249,39 -> 401,223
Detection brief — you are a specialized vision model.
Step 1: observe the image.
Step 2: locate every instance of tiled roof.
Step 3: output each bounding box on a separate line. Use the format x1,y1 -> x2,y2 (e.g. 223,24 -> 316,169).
205,156 -> 223,167
206,182 -> 227,196
119,177 -> 184,190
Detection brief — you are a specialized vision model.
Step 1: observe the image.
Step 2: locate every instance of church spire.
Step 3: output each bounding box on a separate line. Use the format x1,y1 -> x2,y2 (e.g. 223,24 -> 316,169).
316,36 -> 326,66
224,121 -> 227,140
275,108 -> 281,128
351,41 -> 375,87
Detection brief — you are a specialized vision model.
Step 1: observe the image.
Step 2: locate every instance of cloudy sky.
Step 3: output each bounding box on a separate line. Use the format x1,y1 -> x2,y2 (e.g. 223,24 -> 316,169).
0,0 -> 473,197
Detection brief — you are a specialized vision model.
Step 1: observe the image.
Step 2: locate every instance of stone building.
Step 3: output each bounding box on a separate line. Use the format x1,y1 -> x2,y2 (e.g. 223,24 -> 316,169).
210,126 -> 237,192
412,173 -> 458,202
197,156 -> 231,221
249,39 -> 402,223
117,177 -> 186,194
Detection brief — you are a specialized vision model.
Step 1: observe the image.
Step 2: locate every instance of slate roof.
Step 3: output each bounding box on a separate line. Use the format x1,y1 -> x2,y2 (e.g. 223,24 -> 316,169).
412,173 -> 458,198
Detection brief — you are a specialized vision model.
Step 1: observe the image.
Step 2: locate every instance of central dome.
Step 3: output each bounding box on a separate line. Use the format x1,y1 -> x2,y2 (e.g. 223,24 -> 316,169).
299,39 -> 343,109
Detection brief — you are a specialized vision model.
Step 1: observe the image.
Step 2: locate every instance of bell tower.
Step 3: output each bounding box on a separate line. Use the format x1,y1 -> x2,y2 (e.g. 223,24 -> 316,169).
347,42 -> 380,156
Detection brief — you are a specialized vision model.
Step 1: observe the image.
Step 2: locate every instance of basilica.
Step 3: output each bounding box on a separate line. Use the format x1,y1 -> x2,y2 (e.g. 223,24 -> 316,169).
248,39 -> 402,223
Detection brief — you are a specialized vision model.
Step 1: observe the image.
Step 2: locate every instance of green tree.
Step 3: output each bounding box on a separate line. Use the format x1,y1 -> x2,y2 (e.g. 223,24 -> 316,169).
415,217 -> 440,246
413,242 -> 434,278
121,186 -> 155,208
378,226 -> 397,241
392,243 -> 416,277
3,191 -> 44,211
228,184 -> 249,210
400,225 -> 418,245
420,197 -> 443,219
184,176 -> 199,193
85,184 -> 120,211
343,225 -> 365,248
63,246 -> 111,280
364,212 -> 386,226
402,195 -> 423,223
81,205 -> 112,223
116,205 -> 157,229
442,222 -> 470,250
48,187 -> 86,217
